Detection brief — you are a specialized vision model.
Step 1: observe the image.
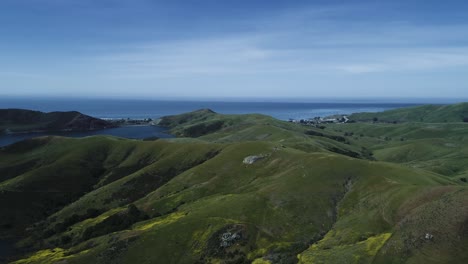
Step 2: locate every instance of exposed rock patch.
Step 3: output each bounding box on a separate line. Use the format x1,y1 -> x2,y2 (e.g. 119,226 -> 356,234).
243,155 -> 266,165
424,233 -> 434,240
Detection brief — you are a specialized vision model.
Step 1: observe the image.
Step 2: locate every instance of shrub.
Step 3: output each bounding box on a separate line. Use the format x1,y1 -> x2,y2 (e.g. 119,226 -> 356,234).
305,130 -> 346,142
50,208 -> 104,237
61,235 -> 72,244
183,120 -> 224,137
82,204 -> 147,241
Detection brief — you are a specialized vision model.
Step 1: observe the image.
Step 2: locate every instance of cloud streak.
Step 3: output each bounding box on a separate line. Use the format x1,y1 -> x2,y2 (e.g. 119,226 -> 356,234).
91,21 -> 468,79
3,1 -> 468,98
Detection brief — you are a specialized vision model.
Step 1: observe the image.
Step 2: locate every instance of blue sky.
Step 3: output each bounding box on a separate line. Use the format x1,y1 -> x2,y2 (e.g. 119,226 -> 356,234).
1,0 -> 468,100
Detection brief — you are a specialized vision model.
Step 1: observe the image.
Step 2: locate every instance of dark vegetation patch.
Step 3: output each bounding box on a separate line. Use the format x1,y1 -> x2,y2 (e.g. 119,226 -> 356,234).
0,150 -> 112,238
180,120 -> 225,137
326,146 -> 360,158
81,204 -> 147,242
96,236 -> 139,264
200,224 -> 251,264
0,191 -> 79,238
142,136 -> 159,141
326,145 -> 374,160
1,137 -> 52,153
97,152 -> 156,187
305,130 -> 374,160
94,146 -> 154,187
305,130 -> 347,143
97,164 -> 149,187
260,236 -> 324,264
41,208 -> 104,239
106,170 -> 176,205
0,159 -> 38,182
360,147 -> 375,160
106,150 -> 220,205
158,109 -> 216,128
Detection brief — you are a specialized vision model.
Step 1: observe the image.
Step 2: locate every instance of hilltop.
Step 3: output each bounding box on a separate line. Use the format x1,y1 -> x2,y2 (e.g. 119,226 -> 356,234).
0,104 -> 467,264
0,109 -> 115,134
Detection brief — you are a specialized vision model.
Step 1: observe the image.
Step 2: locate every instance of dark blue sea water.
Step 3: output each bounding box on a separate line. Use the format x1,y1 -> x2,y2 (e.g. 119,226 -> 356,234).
0,98 -> 421,147
0,98 -> 420,120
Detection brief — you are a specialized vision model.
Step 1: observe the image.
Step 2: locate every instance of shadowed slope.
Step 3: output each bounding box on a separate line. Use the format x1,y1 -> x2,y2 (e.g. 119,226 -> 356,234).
0,109 -> 114,134
0,136 -> 221,240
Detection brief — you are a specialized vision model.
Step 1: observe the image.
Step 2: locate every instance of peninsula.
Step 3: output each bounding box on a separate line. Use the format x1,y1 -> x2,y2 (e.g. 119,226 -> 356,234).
0,109 -> 115,134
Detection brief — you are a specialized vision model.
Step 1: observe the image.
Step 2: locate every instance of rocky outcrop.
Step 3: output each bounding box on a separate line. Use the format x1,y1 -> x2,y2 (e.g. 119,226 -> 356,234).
243,155 -> 266,164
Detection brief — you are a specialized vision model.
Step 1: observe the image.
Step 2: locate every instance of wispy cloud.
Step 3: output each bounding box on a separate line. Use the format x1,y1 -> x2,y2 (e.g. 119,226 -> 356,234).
4,1 -> 468,98
0,71 -> 50,79
91,37 -> 468,79
92,35 -> 294,78
334,48 -> 468,73
83,3 -> 468,80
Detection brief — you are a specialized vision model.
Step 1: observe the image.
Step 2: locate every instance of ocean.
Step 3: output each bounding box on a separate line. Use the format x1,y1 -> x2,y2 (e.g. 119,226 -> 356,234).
0,98 -> 421,147
0,98 -> 420,120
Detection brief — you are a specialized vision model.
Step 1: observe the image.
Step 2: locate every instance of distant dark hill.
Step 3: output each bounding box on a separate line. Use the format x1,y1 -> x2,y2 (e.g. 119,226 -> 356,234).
350,102 -> 468,123
0,109 -> 115,133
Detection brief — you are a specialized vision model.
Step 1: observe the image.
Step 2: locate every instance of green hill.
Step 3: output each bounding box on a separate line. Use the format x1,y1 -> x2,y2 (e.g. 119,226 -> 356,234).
323,121 -> 468,181
0,109 -> 115,134
1,105 -> 467,264
349,103 -> 468,123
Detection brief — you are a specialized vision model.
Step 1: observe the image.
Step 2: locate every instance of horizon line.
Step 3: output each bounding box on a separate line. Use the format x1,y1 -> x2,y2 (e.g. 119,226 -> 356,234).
0,95 -> 467,104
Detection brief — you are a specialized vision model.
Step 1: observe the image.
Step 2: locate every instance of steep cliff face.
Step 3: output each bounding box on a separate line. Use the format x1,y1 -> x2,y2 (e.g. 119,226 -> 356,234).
0,109 -> 115,133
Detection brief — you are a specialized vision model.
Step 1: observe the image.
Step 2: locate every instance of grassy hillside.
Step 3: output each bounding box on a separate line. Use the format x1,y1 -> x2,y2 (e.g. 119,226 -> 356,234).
323,122 -> 468,181
159,109 -> 374,160
0,109 -> 114,134
1,105 -> 467,264
349,103 -> 468,123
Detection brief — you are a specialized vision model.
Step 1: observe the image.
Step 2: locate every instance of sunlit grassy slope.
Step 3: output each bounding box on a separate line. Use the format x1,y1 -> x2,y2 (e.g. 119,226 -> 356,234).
349,103 -> 468,123
324,122 -> 468,180
2,106 -> 467,264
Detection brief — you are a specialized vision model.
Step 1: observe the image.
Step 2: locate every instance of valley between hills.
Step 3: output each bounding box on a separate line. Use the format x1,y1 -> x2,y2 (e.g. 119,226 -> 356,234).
0,104 -> 467,264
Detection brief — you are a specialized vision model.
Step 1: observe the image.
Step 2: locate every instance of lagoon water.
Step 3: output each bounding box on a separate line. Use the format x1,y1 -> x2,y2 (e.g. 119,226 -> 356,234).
0,98 -> 421,147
